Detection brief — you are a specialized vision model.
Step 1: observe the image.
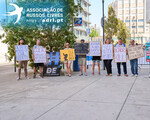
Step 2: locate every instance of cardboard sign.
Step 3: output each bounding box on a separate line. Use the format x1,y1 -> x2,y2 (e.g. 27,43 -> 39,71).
114,47 -> 126,63
15,45 -> 29,61
128,45 -> 145,60
89,42 -> 101,56
74,43 -> 89,55
43,52 -> 60,76
102,44 -> 113,60
60,49 -> 75,61
34,48 -> 46,63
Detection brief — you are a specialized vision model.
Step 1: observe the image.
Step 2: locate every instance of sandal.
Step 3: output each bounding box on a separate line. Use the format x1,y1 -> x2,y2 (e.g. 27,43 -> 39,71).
92,72 -> 94,75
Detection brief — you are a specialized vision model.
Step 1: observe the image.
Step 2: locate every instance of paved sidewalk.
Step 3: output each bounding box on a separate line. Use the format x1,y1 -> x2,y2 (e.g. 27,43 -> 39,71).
0,64 -> 150,120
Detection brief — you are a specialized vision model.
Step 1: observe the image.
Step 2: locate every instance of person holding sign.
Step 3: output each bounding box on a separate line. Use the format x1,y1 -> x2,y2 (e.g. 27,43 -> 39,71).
64,43 -> 72,77
115,38 -> 128,77
32,39 -> 44,78
16,38 -> 29,80
90,42 -> 101,75
129,40 -> 138,77
78,39 -> 87,76
103,38 -> 113,76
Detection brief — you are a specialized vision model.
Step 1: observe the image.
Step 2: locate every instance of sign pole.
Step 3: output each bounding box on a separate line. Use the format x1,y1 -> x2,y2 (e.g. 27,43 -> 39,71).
149,62 -> 150,78
14,56 -> 16,72
149,62 -> 150,77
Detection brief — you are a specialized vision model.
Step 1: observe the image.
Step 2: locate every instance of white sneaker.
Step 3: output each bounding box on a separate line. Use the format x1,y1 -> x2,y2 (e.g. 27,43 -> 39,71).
79,73 -> 83,76
84,73 -> 87,76
131,74 -> 135,77
135,74 -> 138,77
39,74 -> 43,78
17,77 -> 21,80
26,76 -> 30,79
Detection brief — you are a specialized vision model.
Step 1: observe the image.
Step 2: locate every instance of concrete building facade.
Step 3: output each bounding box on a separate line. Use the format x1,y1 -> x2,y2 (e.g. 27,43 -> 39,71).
146,0 -> 150,23
110,0 -> 150,43
74,0 -> 91,42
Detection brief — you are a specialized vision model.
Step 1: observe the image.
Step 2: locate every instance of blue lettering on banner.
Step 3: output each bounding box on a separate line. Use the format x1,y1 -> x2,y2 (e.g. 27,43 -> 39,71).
49,52 -> 60,65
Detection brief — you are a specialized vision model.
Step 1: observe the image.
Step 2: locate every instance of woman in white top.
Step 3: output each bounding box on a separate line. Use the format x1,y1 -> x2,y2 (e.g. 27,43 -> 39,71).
64,43 -> 72,77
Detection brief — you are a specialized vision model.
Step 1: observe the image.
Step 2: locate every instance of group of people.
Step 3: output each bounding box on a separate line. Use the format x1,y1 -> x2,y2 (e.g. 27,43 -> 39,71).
69,38 -> 138,77
17,38 -> 44,80
16,37 -> 139,80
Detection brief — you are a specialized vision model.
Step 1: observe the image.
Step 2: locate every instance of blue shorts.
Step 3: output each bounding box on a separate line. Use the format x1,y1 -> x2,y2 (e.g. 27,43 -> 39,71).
92,60 -> 100,63
92,56 -> 101,63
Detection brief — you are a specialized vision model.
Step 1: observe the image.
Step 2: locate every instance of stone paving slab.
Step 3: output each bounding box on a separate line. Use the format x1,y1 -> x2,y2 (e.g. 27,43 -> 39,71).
0,65 -> 150,120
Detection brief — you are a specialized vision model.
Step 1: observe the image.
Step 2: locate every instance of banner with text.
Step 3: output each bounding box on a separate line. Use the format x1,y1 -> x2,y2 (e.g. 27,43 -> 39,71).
145,42 -> 150,62
1,1 -> 70,28
43,52 -> 60,76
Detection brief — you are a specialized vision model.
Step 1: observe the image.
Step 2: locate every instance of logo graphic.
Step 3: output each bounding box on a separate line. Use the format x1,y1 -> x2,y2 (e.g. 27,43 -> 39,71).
6,3 -> 23,24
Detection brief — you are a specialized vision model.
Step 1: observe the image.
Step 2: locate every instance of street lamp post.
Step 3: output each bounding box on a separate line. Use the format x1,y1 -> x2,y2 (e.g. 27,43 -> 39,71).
102,0 -> 105,70
102,0 -> 105,44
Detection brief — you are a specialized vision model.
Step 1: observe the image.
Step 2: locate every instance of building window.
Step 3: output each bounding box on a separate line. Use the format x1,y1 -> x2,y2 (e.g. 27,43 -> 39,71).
132,20 -> 137,22
138,19 -> 144,22
125,20 -> 130,22
75,30 -> 79,35
138,26 -> 144,28
132,26 -> 136,28
80,31 -> 82,36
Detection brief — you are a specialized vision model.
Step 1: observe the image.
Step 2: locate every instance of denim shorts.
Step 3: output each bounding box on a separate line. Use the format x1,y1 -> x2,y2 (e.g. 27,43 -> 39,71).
92,60 -> 100,63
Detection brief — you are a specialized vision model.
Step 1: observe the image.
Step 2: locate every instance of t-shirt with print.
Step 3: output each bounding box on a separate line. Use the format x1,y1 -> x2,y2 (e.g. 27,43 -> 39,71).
32,45 -> 44,53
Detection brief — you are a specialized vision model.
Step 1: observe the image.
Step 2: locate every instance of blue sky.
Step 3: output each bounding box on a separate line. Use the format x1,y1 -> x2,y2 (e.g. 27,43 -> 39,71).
0,0 -> 6,20
90,0 -> 114,27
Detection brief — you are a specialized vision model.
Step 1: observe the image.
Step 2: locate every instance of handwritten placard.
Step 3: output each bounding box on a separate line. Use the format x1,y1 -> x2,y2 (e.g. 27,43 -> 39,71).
74,43 -> 89,55
89,42 -> 101,56
15,45 -> 29,61
102,44 -> 113,60
114,47 -> 126,62
128,45 -> 145,60
60,49 -> 75,61
34,48 -> 46,63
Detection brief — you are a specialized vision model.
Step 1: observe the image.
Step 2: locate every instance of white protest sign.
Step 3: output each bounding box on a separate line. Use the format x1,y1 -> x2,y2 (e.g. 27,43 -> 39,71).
114,47 -> 126,63
102,44 -> 113,60
89,42 -> 101,56
15,45 -> 29,61
34,48 -> 46,63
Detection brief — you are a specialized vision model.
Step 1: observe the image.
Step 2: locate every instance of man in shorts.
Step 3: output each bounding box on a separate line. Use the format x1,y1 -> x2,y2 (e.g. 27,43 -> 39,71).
78,39 -> 87,76
32,39 -> 44,78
